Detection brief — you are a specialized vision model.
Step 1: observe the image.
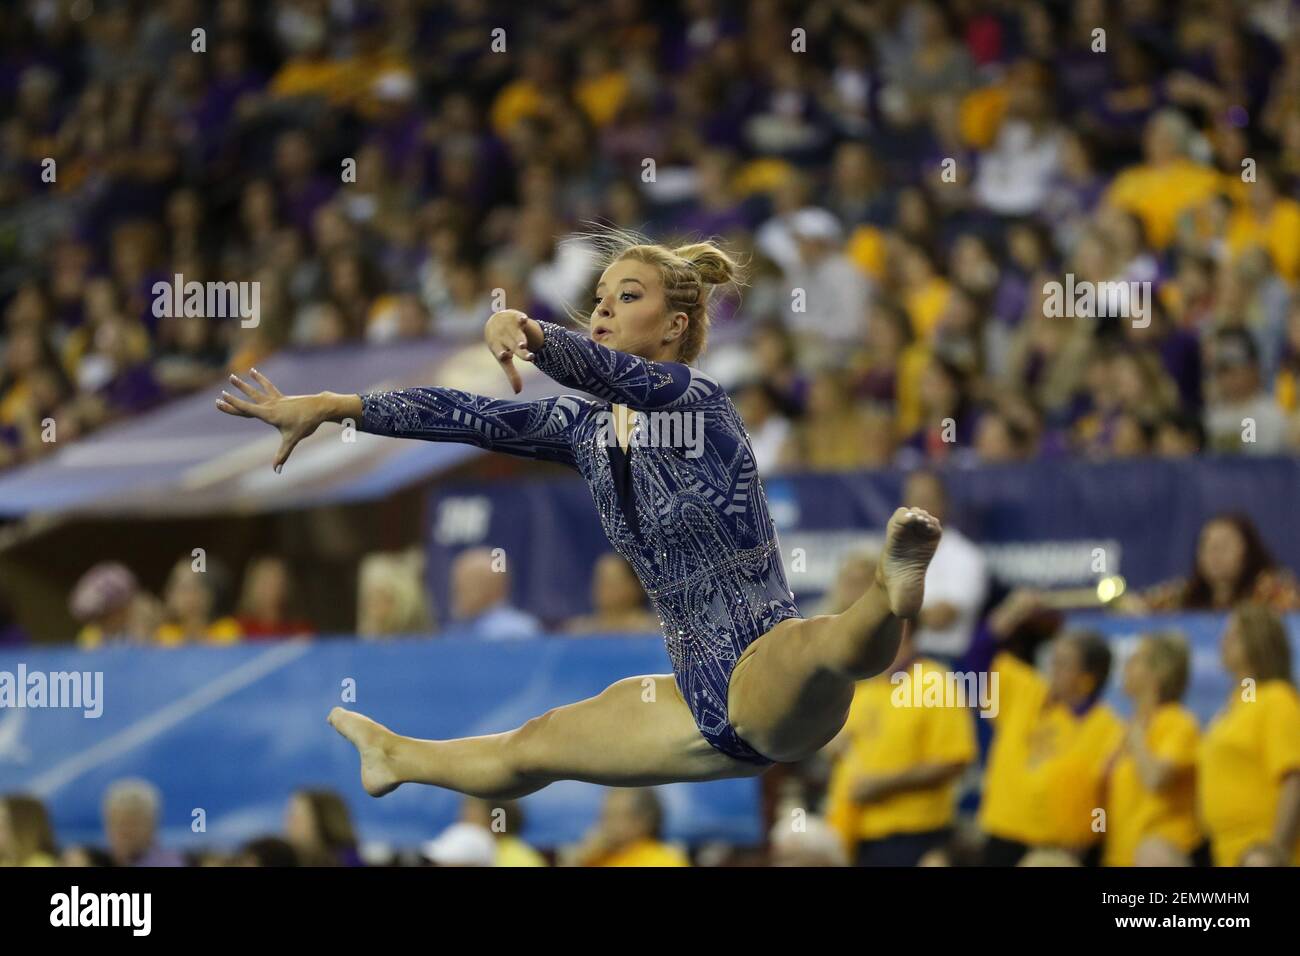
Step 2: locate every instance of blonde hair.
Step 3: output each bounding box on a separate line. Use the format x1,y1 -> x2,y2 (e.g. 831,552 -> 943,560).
1231,604 -> 1293,684
1139,631 -> 1191,703
572,227 -> 745,364
357,549 -> 432,638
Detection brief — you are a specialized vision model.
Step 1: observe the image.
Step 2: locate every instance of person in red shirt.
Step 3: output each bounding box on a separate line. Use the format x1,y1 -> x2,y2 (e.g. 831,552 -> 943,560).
234,555 -> 315,640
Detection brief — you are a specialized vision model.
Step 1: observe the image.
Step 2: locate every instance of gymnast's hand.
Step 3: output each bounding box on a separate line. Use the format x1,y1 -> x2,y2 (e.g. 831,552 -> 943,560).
485,309 -> 544,394
215,368 -> 325,473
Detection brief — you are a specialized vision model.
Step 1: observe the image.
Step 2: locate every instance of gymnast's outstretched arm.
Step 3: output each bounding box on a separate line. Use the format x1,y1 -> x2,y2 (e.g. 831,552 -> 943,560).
215,368 -> 587,471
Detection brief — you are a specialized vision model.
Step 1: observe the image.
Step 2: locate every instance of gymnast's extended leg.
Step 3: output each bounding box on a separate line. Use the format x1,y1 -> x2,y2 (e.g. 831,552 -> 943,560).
727,507 -> 942,762
328,673 -> 765,800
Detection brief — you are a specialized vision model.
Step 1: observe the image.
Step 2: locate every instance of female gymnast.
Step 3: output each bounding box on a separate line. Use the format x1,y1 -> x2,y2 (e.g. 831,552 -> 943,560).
214,232 -> 943,797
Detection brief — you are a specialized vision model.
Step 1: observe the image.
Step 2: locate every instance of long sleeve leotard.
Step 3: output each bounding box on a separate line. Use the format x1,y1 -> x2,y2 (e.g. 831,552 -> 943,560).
357,320 -> 800,763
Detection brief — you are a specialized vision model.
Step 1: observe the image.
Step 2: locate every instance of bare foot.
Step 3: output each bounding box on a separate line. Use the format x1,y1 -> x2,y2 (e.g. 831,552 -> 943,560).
875,507 -> 942,618
328,707 -> 401,797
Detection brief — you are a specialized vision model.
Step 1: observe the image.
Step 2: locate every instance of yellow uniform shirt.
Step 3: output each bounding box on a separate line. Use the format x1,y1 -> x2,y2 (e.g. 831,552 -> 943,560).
495,836 -> 546,867
590,838 -> 689,867
1104,159 -> 1225,249
1198,680 -> 1300,866
269,57 -> 353,103
1226,197 -> 1300,280
1103,704 -> 1201,867
574,71 -> 629,128
980,652 -> 1125,848
903,276 -> 953,343
846,225 -> 887,282
826,658 -> 977,845
153,617 -> 243,648
490,80 -> 544,136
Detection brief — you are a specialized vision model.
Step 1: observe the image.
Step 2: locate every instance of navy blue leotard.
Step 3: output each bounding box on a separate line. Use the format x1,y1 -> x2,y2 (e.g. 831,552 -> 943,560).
356,320 -> 801,764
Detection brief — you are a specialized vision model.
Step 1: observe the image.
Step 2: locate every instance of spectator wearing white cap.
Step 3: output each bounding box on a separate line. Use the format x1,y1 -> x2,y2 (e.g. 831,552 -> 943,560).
422,822 -> 496,867
1205,328 -> 1286,454
763,208 -> 872,355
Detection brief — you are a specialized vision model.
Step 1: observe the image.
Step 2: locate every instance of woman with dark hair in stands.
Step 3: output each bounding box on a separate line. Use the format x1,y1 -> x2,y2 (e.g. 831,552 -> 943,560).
218,227 -> 943,800
1125,512 -> 1300,614
563,552 -> 658,635
284,789 -> 361,867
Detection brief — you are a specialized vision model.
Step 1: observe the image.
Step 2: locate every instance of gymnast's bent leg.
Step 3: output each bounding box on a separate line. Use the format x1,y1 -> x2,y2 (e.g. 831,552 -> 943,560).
727,507 -> 941,762
328,674 -> 765,799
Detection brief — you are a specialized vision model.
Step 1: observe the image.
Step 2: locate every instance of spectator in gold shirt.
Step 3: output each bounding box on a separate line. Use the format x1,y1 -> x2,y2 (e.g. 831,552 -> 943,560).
978,591 -> 1125,865
824,622 -> 977,866
1104,109 -> 1224,249
1103,632 -> 1202,866
561,788 -> 688,867
153,555 -> 242,646
1198,605 -> 1300,866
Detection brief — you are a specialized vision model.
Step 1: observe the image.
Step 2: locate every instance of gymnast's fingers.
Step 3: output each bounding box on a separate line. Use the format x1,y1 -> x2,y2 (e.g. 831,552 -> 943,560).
273,433 -> 300,474
216,390 -> 265,419
498,352 -> 523,394
248,367 -> 282,398
228,372 -> 263,401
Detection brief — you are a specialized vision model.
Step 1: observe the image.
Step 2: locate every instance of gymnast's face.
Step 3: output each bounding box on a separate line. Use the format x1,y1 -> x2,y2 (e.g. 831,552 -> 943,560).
590,258 -> 688,362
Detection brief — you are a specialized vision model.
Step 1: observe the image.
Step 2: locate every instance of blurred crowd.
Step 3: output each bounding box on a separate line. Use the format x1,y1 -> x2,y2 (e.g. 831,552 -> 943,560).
4,0 -> 1300,474
12,541 -> 658,648
0,467 -> 1282,651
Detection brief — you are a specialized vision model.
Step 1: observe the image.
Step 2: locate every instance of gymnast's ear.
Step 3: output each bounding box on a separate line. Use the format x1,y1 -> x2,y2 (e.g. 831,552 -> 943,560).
665,311 -> 689,342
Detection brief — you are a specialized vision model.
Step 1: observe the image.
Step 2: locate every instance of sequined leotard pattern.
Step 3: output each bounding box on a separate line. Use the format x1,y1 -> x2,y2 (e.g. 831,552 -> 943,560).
357,320 -> 801,764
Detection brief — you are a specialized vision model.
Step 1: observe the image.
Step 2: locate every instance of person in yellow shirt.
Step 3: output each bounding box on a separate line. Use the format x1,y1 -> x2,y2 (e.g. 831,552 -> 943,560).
461,797 -> 547,867
1104,109 -> 1225,249
573,46 -> 629,128
898,241 -> 953,344
1103,632 -> 1201,866
152,556 -> 242,647
563,788 -> 689,867
1198,605 -> 1300,866
825,622 -> 976,865
490,51 -> 560,137
978,591 -> 1125,865
0,794 -> 58,867
1225,164 -> 1300,281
